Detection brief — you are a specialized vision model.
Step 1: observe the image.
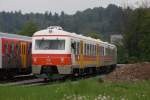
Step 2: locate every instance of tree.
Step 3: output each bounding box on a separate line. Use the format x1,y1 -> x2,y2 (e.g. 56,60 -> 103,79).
18,21 -> 38,36
86,32 -> 103,39
123,8 -> 150,62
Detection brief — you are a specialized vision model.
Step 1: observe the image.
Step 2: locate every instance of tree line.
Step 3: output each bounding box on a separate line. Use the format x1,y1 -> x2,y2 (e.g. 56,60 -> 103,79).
0,4 -> 124,39
0,4 -> 149,63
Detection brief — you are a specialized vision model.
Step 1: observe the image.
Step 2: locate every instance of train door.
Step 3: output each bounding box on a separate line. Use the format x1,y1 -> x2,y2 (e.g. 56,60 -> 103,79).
80,41 -> 84,69
21,42 -> 27,68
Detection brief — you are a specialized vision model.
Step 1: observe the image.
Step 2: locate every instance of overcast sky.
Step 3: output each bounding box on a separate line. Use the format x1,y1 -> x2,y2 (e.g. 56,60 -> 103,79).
0,0 -> 142,14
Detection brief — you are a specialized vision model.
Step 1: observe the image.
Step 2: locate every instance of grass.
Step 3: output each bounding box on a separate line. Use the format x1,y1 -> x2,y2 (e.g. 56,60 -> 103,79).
0,77 -> 150,100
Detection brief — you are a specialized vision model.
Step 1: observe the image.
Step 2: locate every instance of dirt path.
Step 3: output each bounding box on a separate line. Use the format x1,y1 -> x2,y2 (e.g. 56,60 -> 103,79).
104,62 -> 150,82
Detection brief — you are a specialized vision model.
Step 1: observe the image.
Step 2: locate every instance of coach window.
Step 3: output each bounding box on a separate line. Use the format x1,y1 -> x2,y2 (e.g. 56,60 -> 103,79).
99,46 -> 101,56
94,45 -> 96,56
91,45 -> 93,56
91,44 -> 93,56
94,45 -> 95,56
92,45 -> 94,56
16,43 -> 20,55
100,46 -> 104,56
5,42 -> 9,55
104,47 -> 106,56
86,44 -> 88,56
105,47 -> 109,56
88,44 -> 90,56
103,47 -> 105,56
90,44 -> 92,56
91,45 -> 94,56
87,44 -> 89,56
83,44 -> 85,55
71,41 -> 75,53
74,42 -> 77,55
11,42 -> 15,56
89,44 -> 90,56
77,42 -> 80,55
11,42 -> 14,52
28,43 -> 32,54
23,45 -> 25,54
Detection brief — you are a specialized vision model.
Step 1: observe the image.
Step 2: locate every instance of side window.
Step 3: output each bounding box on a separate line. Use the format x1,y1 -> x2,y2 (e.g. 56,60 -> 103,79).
74,42 -> 76,54
101,47 -> 103,56
93,45 -> 95,56
75,42 -> 77,55
94,45 -> 96,56
81,42 -> 83,54
84,44 -> 86,56
5,42 -> 9,54
24,45 -> 26,54
9,42 -> 14,56
105,47 -> 108,56
16,43 -> 20,55
77,42 -> 80,55
91,45 -> 93,56
28,43 -> 31,54
87,44 -> 89,56
71,41 -> 76,54
11,42 -> 14,53
89,44 -> 91,56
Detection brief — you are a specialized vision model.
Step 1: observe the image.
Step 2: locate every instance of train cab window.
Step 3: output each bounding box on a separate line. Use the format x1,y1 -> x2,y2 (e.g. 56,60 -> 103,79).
35,39 -> 65,50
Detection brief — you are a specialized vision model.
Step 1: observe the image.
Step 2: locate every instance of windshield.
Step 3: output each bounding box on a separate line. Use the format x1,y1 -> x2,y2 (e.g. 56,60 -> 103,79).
35,39 -> 65,50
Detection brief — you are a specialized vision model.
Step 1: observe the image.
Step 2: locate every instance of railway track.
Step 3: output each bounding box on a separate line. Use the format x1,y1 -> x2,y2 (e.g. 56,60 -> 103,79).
0,74 -> 101,86
0,65 -> 118,86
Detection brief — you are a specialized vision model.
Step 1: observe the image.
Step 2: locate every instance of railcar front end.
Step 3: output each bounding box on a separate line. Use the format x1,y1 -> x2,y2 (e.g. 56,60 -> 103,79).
32,35 -> 73,78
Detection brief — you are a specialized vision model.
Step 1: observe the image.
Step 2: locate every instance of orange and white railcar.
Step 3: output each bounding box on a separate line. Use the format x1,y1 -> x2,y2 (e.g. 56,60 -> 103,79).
32,26 -> 117,76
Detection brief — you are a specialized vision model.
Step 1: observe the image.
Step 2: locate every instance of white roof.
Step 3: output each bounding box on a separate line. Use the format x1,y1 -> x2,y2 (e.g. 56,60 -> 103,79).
33,26 -> 116,48
0,32 -> 31,41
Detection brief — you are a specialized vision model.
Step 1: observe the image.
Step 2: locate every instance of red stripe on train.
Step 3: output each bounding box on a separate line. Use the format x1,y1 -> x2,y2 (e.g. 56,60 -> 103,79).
32,54 -> 72,66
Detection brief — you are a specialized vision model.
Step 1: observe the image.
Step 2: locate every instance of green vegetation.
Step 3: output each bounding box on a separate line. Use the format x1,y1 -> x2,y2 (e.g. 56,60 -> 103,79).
18,21 -> 38,36
0,78 -> 150,100
0,4 -> 123,40
123,8 -> 150,63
